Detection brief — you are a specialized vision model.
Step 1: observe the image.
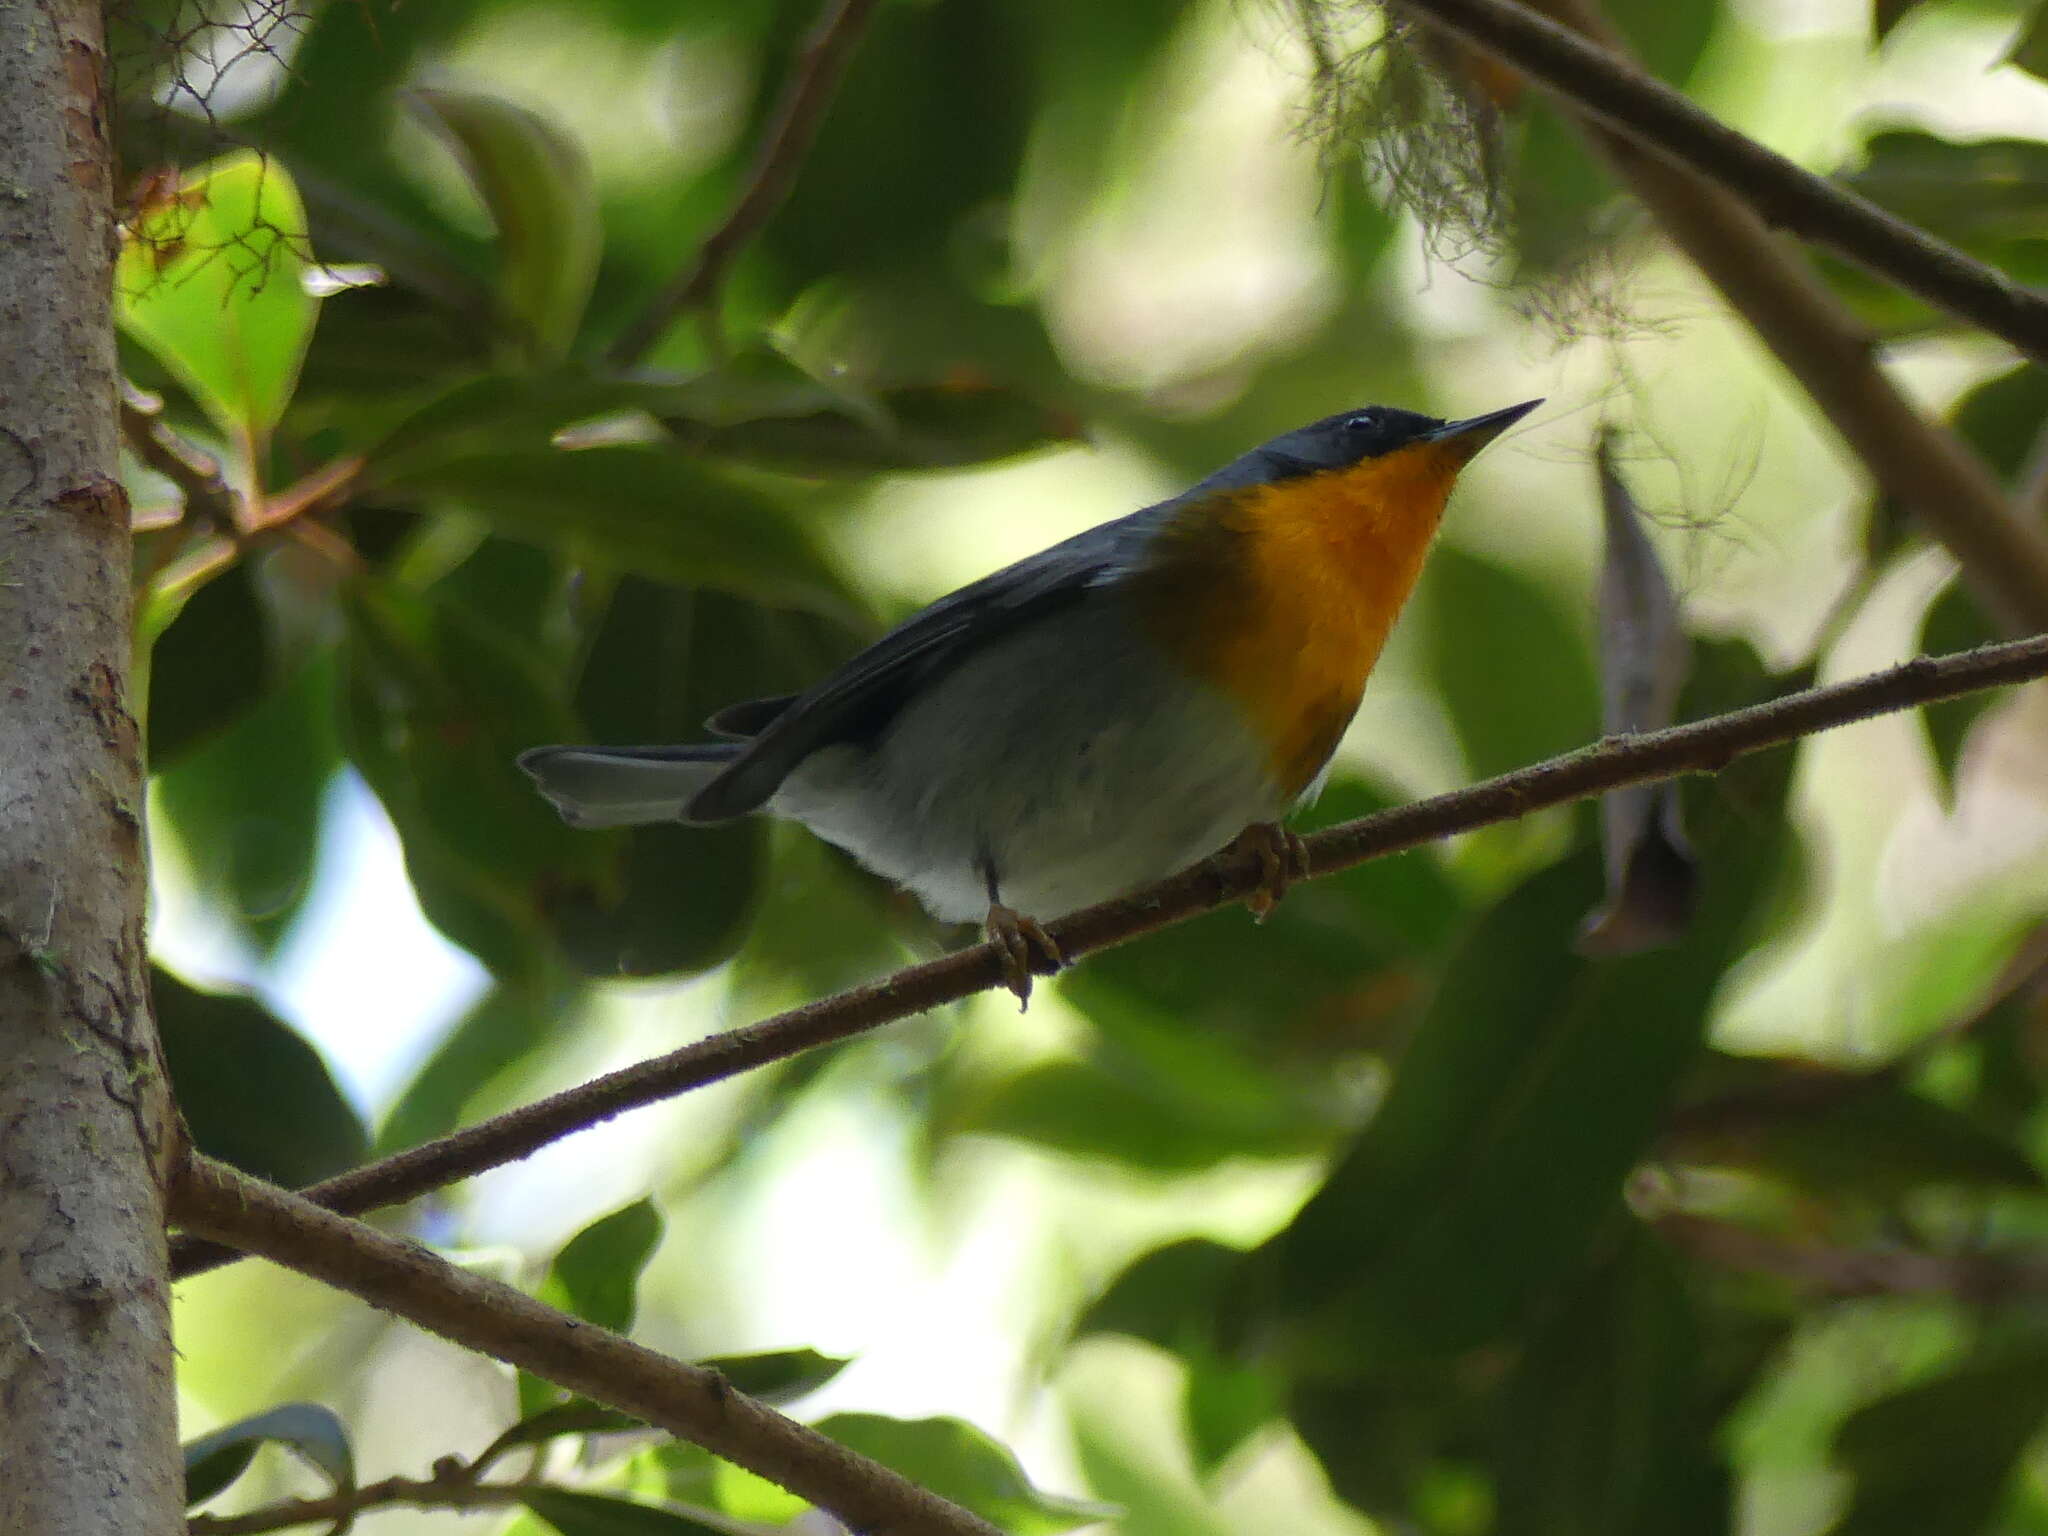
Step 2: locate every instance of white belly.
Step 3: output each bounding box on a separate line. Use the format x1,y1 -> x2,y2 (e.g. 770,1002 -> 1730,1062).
769,600 -> 1291,924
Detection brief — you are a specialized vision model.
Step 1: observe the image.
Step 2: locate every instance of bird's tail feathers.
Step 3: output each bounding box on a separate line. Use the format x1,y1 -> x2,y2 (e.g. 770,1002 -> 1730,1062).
517,743 -> 742,827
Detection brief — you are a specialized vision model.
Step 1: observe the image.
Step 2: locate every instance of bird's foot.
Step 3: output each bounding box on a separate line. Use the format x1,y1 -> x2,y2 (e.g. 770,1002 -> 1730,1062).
1230,821 -> 1310,923
984,903 -> 1063,1009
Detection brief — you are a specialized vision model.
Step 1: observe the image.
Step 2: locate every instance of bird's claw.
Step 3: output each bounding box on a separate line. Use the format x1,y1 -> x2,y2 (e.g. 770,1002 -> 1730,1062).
1231,822 -> 1309,923
985,903 -> 1062,1009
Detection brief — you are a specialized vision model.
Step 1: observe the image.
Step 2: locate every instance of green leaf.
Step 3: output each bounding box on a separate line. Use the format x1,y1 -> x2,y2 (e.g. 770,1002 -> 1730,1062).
145,562 -> 270,769
521,1488 -> 728,1536
1919,579 -> 2002,801
375,982 -> 575,1154
1267,641 -> 1798,1364
411,90 -> 601,365
540,1198 -> 664,1334
116,152 -> 319,457
182,1402 -> 354,1509
1420,544 -> 1602,780
548,581 -> 783,979
1494,1227 -> 1728,1536
1677,1074 -> 2041,1200
522,1199 -> 663,1419
698,1347 -> 852,1405
1826,133 -> 2048,335
154,967 -> 367,1188
491,1399 -> 646,1451
1079,1239 -> 1249,1352
677,381 -> 1082,473
371,447 -> 855,617
363,371 -> 677,483
2004,1 -> 2048,82
340,577 -> 595,976
1830,1340 -> 2048,1536
960,1058 -> 1337,1171
815,1414 -> 1118,1536
152,652 -> 340,951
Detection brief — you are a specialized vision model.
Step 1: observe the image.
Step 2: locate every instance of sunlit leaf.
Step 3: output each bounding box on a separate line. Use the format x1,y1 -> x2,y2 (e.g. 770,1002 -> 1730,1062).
699,1348 -> 852,1405
540,1198 -> 664,1335
154,967 -> 367,1188
116,152 -> 319,458
412,90 -> 601,365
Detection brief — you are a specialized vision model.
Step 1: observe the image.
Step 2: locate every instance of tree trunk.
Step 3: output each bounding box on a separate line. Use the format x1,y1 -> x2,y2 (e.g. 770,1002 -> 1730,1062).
0,1 -> 182,1530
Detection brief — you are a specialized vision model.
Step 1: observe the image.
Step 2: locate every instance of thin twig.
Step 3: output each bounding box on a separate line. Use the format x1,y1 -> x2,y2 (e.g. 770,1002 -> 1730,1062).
171,1155 -> 1002,1536
167,634 -> 2048,1281
1653,1212 -> 2048,1300
119,393 -> 236,531
1400,0 -> 2048,634
605,0 -> 883,366
1393,0 -> 2048,360
188,1469 -> 528,1536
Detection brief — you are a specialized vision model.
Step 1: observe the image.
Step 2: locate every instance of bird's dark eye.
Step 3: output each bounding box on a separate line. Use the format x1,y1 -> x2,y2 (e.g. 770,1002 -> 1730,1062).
1343,409 -> 1382,433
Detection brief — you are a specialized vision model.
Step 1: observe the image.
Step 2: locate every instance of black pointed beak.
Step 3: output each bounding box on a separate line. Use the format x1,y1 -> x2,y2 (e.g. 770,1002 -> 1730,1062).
1423,398 -> 1543,462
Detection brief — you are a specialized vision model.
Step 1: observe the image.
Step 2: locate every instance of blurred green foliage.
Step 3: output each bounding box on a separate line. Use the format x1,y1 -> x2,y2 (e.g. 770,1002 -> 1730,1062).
126,0 -> 2048,1532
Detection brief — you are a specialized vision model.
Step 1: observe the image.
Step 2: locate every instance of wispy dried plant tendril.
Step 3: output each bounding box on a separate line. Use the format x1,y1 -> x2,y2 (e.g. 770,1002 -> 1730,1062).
1285,0 -> 1664,345
1291,0 -> 1511,263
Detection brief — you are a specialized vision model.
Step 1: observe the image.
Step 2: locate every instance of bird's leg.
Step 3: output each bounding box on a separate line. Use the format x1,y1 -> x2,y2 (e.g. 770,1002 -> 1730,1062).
1229,821 -> 1310,923
981,858 -> 1061,1008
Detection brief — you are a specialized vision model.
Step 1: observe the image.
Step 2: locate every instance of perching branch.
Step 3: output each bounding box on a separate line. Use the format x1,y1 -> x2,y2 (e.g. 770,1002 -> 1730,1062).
169,633 -> 2048,1281
171,1153 -> 1004,1536
1391,0 -> 2048,361
605,0 -> 883,366
1400,0 -> 2048,635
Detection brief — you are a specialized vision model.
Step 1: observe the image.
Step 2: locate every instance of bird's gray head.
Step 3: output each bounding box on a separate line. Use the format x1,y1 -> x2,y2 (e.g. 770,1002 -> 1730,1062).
1195,399 -> 1542,494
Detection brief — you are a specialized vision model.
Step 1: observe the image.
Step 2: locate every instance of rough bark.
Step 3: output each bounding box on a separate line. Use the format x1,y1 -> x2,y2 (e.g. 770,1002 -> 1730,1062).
0,2 -> 182,1531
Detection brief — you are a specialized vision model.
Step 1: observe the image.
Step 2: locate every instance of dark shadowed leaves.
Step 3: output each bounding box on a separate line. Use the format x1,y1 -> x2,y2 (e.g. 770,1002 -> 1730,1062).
1493,1226 -> 1727,1536
153,653 -> 341,952
1829,1338 -> 2048,1536
522,1489 -> 729,1536
1421,543 -> 1602,780
146,562 -> 270,768
410,90 -> 600,366
155,967 -> 366,1188
373,446 -> 855,616
1266,641 -> 1796,1366
1580,435 -> 1697,956
340,577 -> 594,977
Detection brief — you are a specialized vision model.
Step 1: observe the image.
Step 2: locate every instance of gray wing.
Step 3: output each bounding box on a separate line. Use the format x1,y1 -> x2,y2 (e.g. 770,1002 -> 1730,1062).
684,514 -> 1155,822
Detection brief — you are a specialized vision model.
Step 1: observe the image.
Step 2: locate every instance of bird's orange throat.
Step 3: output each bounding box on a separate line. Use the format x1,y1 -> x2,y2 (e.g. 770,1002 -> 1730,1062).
1133,443 -> 1463,796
